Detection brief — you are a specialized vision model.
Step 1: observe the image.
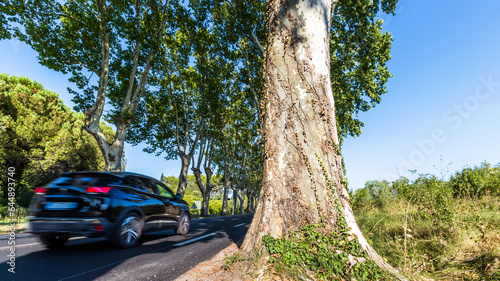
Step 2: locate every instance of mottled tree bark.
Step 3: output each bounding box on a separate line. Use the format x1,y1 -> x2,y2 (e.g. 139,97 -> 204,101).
239,190 -> 245,214
246,191 -> 253,213
232,188 -> 238,215
192,165 -> 214,217
220,140 -> 230,215
192,133 -> 216,217
201,167 -> 214,216
176,153 -> 190,196
221,183 -> 229,215
90,122 -> 127,172
242,0 -> 342,250
241,0 -> 405,279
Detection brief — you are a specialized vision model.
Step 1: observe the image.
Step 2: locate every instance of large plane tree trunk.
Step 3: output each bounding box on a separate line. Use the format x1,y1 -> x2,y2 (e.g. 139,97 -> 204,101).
241,0 -> 405,279
242,0 -> 343,251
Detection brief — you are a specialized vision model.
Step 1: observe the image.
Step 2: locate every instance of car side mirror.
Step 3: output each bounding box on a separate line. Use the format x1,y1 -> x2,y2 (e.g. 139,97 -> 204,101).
174,194 -> 182,200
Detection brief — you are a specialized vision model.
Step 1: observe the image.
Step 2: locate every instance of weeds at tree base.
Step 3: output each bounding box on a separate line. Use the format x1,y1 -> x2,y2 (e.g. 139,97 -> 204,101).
224,251 -> 247,270
261,218 -> 395,280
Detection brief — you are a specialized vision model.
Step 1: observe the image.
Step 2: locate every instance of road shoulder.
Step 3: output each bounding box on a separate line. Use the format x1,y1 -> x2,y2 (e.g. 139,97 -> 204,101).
174,242 -> 243,281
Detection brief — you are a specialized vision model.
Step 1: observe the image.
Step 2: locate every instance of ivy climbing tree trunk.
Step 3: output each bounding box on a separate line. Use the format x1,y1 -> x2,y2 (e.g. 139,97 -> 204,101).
241,0 -> 405,279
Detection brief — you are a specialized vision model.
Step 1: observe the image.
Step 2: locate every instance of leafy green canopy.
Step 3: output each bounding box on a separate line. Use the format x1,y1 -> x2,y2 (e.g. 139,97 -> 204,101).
128,0 -> 259,161
12,0 -> 171,114
201,0 -> 398,144
331,0 -> 398,143
0,74 -> 108,206
7,0 -> 175,170
0,0 -> 15,40
350,162 -> 500,210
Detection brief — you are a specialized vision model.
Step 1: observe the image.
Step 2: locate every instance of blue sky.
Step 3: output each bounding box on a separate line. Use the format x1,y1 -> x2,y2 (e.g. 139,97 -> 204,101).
1,0 -> 499,190
342,0 -> 500,189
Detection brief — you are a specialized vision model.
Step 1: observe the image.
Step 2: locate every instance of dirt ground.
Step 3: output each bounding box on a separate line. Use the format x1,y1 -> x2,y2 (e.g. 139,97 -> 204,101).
174,240 -> 294,281
174,242 -> 249,281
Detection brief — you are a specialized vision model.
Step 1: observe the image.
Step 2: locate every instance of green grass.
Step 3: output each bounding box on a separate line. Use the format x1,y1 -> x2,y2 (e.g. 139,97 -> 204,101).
0,206 -> 29,223
355,195 -> 500,280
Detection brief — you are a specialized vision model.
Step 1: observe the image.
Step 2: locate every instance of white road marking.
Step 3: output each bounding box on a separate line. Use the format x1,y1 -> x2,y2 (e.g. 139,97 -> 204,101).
233,223 -> 246,228
173,233 -> 216,247
0,242 -> 40,250
0,237 -> 85,250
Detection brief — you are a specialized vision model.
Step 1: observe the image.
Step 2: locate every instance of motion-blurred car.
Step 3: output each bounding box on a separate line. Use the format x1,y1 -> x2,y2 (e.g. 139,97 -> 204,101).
28,171 -> 190,248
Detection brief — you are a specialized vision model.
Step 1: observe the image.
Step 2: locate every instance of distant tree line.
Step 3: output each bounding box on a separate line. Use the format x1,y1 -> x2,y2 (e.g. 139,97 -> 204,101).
350,162 -> 500,211
161,174 -> 255,216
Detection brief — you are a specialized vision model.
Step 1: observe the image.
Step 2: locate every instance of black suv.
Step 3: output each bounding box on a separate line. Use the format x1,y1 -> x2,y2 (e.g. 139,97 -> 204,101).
28,172 -> 190,248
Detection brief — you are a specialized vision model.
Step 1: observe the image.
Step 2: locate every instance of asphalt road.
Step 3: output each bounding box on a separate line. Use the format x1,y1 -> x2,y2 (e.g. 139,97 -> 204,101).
0,214 -> 253,281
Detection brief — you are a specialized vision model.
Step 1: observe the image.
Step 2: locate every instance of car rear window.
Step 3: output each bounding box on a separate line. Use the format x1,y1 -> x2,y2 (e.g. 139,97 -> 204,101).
49,174 -> 124,187
123,176 -> 154,193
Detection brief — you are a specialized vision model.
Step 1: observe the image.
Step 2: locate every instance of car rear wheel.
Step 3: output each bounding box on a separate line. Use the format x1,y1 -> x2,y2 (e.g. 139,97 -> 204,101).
112,212 -> 143,248
176,213 -> 190,235
39,234 -> 69,248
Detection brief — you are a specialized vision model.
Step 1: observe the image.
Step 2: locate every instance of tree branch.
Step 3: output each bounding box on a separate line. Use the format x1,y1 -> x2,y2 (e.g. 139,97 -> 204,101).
85,0 -> 109,139
250,29 -> 264,54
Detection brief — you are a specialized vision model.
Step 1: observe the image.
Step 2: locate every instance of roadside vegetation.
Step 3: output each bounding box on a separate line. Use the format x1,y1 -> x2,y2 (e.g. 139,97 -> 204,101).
216,162 -> 499,281
351,162 -> 500,280
0,75 -> 109,209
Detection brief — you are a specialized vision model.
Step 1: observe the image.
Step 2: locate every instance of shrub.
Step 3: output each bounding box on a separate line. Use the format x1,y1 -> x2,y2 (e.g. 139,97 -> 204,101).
351,180 -> 396,210
409,175 -> 454,235
208,199 -> 222,215
449,162 -> 499,198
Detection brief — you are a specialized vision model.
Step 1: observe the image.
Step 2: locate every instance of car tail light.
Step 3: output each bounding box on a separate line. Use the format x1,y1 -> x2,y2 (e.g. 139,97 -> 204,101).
93,224 -> 104,231
34,187 -> 47,194
86,187 -> 113,193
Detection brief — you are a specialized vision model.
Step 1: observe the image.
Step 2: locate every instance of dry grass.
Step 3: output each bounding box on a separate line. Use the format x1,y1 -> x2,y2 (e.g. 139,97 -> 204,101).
0,222 -> 27,235
355,195 -> 500,280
